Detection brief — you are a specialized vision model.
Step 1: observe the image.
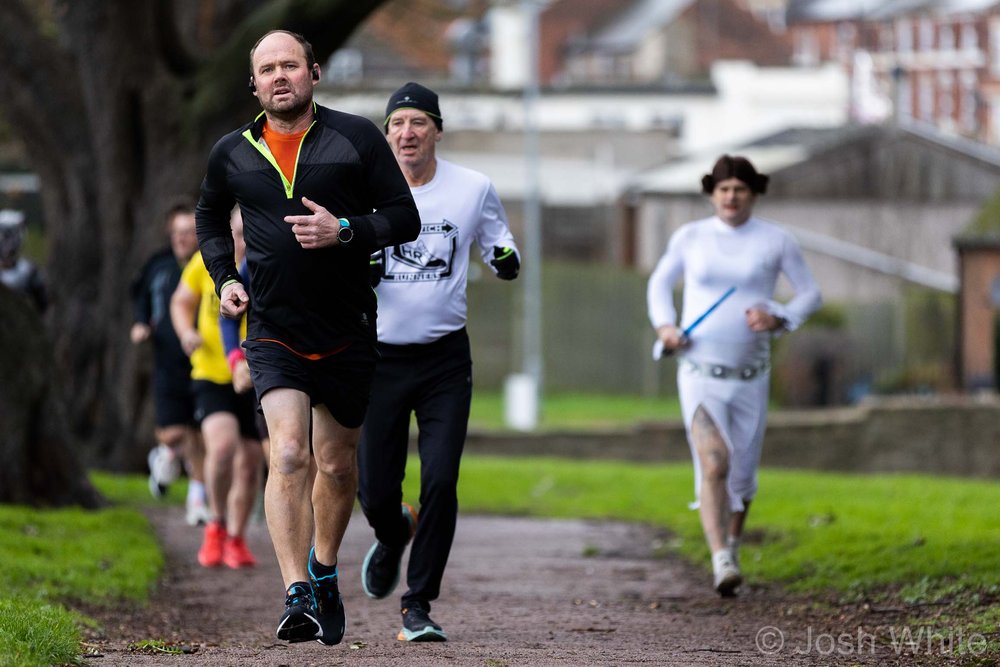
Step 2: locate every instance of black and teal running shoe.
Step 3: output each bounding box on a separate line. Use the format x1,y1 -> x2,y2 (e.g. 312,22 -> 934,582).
362,503 -> 417,600
397,604 -> 447,642
275,581 -> 320,643
308,547 -> 346,646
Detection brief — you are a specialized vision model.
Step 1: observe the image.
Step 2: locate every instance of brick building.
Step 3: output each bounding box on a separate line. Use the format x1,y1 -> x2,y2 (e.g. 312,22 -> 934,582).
551,0 -> 793,86
786,0 -> 1000,144
327,0 -> 793,89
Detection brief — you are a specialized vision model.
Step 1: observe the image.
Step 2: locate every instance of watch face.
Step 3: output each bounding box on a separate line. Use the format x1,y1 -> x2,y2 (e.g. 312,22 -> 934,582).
338,225 -> 353,243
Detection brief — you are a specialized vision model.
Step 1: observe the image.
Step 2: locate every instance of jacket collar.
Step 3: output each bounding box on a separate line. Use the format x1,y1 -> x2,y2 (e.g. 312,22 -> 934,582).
248,101 -> 319,140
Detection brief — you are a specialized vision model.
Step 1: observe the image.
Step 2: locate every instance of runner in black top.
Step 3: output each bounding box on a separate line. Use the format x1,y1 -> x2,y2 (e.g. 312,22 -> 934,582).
129,199 -> 208,526
195,29 -> 419,648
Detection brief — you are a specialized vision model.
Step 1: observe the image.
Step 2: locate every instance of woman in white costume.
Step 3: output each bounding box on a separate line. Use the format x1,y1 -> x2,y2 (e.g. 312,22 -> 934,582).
646,155 -> 822,596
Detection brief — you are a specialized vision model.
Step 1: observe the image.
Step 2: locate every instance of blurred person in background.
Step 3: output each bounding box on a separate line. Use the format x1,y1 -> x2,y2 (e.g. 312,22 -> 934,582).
219,251 -> 278,481
172,208 -> 263,570
646,155 -> 821,597
130,198 -> 209,525
0,208 -> 47,312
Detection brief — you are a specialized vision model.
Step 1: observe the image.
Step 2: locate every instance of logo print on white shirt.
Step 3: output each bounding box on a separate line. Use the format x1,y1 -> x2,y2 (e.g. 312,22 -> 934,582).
384,220 -> 458,282
392,240 -> 446,269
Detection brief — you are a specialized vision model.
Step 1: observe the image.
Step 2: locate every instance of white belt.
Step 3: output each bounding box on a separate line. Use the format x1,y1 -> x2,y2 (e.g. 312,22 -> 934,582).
680,358 -> 770,381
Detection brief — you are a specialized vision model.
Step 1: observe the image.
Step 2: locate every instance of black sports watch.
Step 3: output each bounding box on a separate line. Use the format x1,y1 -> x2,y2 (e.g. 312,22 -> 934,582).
337,218 -> 353,244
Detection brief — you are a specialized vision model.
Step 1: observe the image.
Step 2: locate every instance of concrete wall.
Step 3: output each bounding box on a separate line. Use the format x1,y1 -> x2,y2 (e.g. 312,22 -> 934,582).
462,395 -> 1000,478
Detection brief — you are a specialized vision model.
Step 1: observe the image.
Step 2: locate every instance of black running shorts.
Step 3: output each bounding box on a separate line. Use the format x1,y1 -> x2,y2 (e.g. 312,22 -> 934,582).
153,371 -> 196,428
244,339 -> 377,429
192,379 -> 261,440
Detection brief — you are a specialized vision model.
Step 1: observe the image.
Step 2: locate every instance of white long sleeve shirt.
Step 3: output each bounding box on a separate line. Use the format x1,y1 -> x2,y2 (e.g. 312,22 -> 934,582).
375,158 -> 519,345
646,216 -> 822,367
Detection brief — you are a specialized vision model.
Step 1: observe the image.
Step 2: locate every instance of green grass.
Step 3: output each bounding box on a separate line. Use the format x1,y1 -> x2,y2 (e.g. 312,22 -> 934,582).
0,505 -> 159,603
0,599 -> 84,667
469,390 -> 681,430
0,473 -> 166,667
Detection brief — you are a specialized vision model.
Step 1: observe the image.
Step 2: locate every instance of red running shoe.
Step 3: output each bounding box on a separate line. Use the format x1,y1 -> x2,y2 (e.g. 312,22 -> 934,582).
197,521 -> 225,567
223,535 -> 257,569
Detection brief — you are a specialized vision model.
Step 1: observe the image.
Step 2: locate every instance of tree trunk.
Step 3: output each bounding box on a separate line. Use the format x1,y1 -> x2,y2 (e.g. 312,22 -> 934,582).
0,286 -> 103,507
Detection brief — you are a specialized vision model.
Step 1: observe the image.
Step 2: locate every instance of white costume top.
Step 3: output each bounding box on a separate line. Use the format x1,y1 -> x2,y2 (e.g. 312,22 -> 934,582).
646,216 -> 822,367
375,158 -> 519,345
647,215 -> 822,511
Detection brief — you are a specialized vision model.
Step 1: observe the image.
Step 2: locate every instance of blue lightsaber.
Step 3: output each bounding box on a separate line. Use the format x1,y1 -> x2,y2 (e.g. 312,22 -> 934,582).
682,285 -> 736,339
657,285 -> 736,358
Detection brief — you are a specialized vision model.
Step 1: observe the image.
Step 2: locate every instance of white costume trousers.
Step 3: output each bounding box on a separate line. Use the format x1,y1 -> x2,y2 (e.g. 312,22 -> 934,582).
678,366 -> 770,512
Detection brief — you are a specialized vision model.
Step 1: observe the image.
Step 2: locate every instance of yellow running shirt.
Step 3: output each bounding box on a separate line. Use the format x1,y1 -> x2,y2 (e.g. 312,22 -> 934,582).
179,251 -> 247,383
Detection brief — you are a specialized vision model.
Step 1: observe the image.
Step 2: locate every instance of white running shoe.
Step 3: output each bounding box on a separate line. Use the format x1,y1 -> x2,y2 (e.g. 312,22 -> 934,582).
712,549 -> 742,597
147,444 -> 180,498
185,497 -> 212,526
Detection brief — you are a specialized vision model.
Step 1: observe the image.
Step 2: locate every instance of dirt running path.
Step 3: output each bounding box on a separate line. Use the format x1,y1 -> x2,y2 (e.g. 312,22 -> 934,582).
85,507 -> 916,666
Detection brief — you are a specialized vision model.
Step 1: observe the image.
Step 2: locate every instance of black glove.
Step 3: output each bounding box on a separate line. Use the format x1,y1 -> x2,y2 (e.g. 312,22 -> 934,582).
369,250 -> 384,287
490,246 -> 519,280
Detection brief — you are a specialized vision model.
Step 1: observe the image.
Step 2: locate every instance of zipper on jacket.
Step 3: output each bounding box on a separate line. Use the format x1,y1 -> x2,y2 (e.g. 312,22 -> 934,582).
242,120 -> 316,199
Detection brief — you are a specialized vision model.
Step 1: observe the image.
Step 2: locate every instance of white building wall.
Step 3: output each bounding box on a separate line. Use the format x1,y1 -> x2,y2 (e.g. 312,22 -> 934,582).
690,61 -> 849,152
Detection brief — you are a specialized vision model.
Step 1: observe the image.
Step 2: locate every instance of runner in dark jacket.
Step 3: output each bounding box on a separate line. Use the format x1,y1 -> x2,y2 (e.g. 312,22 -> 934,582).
195,29 -> 419,648
130,200 -> 207,525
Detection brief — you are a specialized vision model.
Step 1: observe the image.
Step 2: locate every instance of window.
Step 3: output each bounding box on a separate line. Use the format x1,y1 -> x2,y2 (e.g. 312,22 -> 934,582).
960,70 -> 978,132
879,25 -> 892,51
897,18 -> 913,52
918,73 -> 934,121
940,23 -> 955,51
794,29 -> 819,66
960,23 -> 977,51
594,54 -> 615,82
919,17 -> 934,51
898,74 -> 913,118
989,96 -> 1000,142
836,23 -> 857,61
991,19 -> 1000,73
938,71 -> 954,123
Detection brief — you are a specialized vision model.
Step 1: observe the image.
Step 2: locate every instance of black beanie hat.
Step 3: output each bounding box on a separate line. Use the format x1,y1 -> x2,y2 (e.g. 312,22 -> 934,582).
384,82 -> 443,132
701,154 -> 769,195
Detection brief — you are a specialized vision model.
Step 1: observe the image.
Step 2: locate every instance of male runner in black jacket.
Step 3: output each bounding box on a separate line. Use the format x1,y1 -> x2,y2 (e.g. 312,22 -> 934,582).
196,29 -> 419,647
